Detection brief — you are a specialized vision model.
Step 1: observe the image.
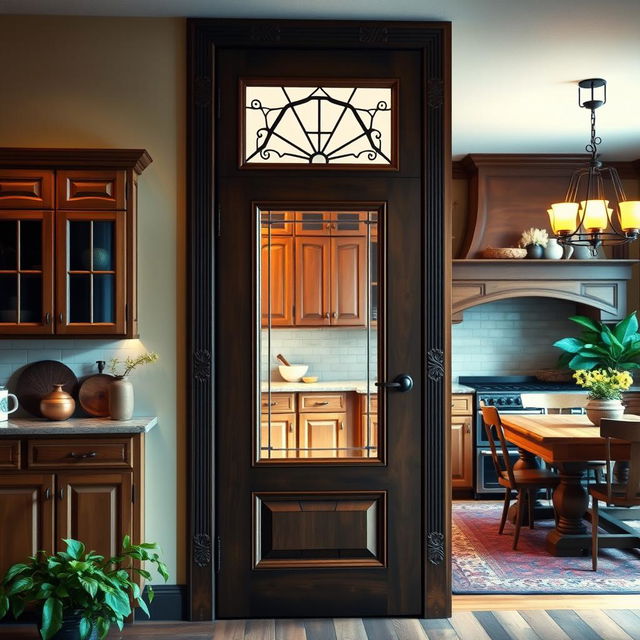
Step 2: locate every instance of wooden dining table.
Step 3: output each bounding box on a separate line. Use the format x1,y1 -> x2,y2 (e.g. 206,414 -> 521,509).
499,413 -> 640,556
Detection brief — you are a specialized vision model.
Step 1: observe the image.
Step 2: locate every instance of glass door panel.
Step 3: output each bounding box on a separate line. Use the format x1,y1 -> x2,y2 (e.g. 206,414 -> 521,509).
258,207 -> 382,463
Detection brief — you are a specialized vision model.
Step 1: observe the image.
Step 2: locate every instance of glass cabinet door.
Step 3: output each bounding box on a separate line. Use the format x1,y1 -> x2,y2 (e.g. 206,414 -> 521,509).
0,211 -> 53,333
55,211 -> 125,334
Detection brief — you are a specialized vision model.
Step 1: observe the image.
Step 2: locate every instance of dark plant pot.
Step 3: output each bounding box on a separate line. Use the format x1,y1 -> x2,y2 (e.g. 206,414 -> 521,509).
526,243 -> 544,259
40,613 -> 98,640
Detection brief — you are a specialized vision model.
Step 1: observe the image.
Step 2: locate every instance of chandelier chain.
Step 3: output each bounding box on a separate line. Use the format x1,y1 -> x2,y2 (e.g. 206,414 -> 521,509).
585,108 -> 602,159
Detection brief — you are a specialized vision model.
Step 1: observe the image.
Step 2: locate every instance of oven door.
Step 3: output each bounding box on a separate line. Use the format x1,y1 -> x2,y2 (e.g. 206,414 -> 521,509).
475,409 -> 544,447
476,448 -> 521,495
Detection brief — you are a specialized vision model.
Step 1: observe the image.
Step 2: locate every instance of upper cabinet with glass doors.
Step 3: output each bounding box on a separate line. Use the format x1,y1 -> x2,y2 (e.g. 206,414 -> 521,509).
0,149 -> 151,337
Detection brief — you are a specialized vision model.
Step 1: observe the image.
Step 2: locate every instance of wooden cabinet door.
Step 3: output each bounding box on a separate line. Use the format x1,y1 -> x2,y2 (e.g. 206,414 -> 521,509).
0,169 -> 54,209
260,414 -> 296,459
298,412 -> 347,458
0,474 -> 54,578
295,237 -> 330,325
360,413 -> 378,458
56,471 -> 133,560
451,416 -> 473,488
261,236 -> 294,326
0,210 -> 54,334
55,210 -> 126,335
331,236 -> 366,326
56,169 -> 126,210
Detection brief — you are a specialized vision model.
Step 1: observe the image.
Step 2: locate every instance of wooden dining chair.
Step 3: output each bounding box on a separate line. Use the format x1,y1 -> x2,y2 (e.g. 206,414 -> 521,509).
520,393 -> 605,484
590,418 -> 640,570
481,405 -> 560,549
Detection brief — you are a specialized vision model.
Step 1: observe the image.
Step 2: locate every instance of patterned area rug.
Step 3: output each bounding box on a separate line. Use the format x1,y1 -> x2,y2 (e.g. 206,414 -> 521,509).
453,500 -> 640,594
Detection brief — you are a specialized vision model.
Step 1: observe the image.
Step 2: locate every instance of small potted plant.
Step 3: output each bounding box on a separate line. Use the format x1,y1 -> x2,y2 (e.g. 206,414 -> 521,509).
108,351 -> 159,420
0,536 -> 168,640
573,368 -> 633,425
518,227 -> 549,259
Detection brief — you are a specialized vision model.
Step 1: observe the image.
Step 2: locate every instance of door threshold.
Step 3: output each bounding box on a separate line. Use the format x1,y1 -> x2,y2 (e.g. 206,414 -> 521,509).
453,593 -> 640,610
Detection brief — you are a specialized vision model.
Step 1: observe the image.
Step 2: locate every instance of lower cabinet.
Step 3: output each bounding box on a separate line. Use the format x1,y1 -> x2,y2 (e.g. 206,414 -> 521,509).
260,413 -> 296,459
451,394 -> 473,491
298,412 -> 347,458
0,434 -> 143,578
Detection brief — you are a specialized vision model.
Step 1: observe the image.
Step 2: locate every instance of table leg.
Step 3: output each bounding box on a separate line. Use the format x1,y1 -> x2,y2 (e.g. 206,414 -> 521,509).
546,462 -> 590,556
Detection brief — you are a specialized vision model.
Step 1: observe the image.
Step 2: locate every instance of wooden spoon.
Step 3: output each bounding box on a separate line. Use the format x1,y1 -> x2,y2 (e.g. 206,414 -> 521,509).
276,354 -> 292,366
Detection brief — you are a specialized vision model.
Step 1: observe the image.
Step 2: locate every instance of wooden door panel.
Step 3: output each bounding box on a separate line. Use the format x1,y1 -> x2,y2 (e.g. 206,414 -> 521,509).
260,414 -> 296,459
0,169 -> 54,209
261,236 -> 294,326
254,491 -> 386,568
0,474 -> 54,577
299,412 -> 347,458
57,472 -> 132,560
295,237 -> 330,325
331,236 -> 367,325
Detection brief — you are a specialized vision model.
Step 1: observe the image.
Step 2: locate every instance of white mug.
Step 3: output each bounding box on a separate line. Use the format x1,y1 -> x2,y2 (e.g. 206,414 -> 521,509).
0,388 -> 19,421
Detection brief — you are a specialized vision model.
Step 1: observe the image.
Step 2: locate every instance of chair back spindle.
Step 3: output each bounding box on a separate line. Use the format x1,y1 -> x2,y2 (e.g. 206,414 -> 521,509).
600,419 -> 640,504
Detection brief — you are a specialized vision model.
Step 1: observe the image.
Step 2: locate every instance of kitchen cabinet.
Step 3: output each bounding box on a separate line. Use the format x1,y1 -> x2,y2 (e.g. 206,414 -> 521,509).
0,432 -> 144,579
359,393 -> 378,458
0,149 -> 151,337
260,391 -> 354,459
260,211 -> 370,327
451,394 -> 473,491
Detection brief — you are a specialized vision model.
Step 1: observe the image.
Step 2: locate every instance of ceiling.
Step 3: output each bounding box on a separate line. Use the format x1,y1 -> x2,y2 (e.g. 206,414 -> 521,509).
1,0 -> 639,160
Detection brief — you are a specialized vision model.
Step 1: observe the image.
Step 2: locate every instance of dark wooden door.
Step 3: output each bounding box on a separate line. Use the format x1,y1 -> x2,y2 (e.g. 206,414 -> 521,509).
216,43 -> 427,618
188,19 -> 450,621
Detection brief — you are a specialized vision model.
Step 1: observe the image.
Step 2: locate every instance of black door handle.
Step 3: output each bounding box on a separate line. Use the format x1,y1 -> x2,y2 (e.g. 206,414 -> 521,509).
376,374 -> 414,393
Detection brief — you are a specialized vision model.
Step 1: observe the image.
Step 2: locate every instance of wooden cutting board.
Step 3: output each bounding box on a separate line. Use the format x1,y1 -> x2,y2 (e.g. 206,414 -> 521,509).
78,373 -> 114,417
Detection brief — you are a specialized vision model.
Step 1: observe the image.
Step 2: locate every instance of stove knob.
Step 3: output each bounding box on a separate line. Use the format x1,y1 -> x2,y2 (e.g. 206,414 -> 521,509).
506,397 -> 514,405
497,397 -> 506,406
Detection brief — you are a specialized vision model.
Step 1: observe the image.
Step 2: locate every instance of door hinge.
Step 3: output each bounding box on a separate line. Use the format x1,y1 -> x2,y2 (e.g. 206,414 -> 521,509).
131,484 -> 136,504
216,536 -> 221,573
217,205 -> 222,238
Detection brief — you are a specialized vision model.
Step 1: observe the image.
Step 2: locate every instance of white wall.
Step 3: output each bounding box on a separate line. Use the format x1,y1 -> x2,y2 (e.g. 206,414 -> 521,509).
0,16 -> 186,584
452,298 -> 578,380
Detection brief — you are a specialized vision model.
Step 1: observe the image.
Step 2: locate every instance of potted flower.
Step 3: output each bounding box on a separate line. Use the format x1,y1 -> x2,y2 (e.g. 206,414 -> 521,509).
108,351 -> 159,420
519,227 -> 549,259
553,311 -> 640,372
0,536 -> 168,640
573,368 -> 633,425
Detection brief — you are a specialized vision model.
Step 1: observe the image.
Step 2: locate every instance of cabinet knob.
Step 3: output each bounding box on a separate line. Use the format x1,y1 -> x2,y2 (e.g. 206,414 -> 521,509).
465,420 -> 471,434
332,311 -> 338,319
44,487 -> 51,500
325,312 -> 330,319
44,312 -> 51,325
340,421 -> 344,430
58,488 -> 65,500
58,312 -> 63,323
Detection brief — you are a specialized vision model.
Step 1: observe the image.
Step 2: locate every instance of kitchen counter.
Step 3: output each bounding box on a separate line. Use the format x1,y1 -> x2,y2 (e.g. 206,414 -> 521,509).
265,381 -> 475,394
452,383 -> 475,394
0,416 -> 158,436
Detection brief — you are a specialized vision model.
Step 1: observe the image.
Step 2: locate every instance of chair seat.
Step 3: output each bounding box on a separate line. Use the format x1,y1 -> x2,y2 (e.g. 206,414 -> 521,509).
589,483 -> 640,506
498,468 -> 560,488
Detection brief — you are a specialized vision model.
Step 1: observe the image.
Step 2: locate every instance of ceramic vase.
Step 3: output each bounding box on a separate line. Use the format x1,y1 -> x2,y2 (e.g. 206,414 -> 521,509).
572,244 -> 594,260
563,244 -> 574,259
585,398 -> 625,426
526,243 -> 544,259
109,376 -> 134,420
544,238 -> 564,259
40,384 -> 75,420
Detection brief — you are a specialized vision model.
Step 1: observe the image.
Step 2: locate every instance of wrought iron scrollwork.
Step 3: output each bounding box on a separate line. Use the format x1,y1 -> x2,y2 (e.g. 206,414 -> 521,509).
193,533 -> 212,568
244,85 -> 393,166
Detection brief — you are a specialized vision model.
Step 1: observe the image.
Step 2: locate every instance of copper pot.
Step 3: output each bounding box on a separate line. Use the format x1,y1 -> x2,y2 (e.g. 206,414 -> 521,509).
40,384 -> 75,421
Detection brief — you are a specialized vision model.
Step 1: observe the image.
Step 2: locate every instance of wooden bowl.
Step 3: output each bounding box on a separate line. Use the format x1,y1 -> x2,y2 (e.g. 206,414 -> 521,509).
481,247 -> 527,259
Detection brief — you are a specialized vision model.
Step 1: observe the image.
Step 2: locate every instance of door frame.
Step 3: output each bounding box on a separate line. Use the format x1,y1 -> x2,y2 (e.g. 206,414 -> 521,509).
186,17 -> 452,620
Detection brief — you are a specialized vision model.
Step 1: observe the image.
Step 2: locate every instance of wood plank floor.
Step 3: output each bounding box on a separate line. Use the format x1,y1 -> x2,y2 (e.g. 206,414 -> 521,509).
2,610 -> 640,640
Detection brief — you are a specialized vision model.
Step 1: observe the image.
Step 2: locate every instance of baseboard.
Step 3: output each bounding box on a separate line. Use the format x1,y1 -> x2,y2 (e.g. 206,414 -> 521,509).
144,584 -> 188,621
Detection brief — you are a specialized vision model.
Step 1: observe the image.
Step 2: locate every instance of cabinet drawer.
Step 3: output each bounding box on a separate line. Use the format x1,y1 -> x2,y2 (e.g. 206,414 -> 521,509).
57,170 -> 126,210
28,439 -> 132,469
299,392 -> 346,412
452,394 -> 473,416
261,393 -> 296,413
0,170 -> 54,208
0,440 -> 21,469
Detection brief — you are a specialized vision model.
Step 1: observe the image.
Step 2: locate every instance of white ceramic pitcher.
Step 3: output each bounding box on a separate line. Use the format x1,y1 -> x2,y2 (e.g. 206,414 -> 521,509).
0,388 -> 19,421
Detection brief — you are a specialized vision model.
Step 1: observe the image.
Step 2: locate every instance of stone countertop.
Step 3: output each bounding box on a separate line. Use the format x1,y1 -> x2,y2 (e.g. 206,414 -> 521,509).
264,381 -> 476,394
452,383 -> 475,394
0,417 -> 158,436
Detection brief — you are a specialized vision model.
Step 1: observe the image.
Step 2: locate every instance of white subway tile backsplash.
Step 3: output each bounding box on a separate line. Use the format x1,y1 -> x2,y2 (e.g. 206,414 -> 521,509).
452,298 -> 578,380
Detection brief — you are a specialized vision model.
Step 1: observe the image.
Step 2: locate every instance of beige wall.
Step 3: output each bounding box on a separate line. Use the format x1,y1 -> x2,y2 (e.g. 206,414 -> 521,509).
0,16 -> 186,583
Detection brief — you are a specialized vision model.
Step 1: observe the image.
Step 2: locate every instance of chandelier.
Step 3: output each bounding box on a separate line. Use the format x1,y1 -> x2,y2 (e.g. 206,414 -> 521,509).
547,78 -> 640,252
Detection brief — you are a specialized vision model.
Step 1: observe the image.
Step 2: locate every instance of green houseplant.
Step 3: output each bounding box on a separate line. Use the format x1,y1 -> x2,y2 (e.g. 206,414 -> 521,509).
553,311 -> 640,371
0,536 -> 168,640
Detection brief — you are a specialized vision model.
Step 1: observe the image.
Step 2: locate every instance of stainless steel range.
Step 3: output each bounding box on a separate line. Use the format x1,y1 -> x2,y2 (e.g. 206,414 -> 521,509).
458,375 -> 583,497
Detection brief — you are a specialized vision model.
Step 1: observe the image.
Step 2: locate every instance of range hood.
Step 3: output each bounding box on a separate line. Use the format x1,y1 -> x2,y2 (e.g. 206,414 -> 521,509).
452,259 -> 637,322
451,154 -> 639,322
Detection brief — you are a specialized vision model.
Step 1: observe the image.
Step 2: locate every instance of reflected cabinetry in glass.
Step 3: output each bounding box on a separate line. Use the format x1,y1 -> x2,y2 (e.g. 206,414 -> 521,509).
0,150 -> 151,336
